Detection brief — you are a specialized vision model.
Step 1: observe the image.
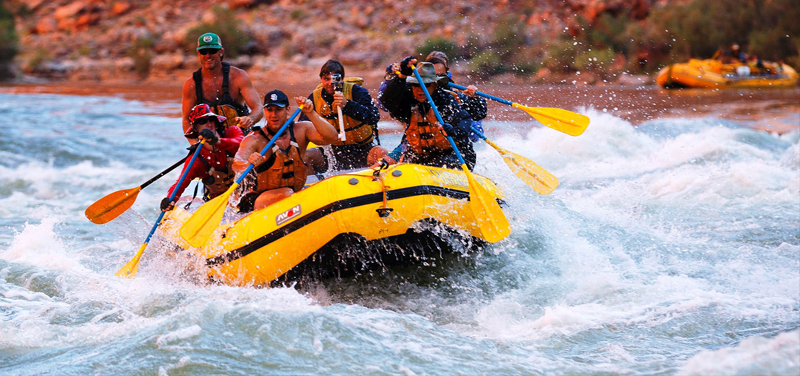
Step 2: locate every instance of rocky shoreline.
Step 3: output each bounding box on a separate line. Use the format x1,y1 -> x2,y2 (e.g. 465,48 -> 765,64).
9,0 -> 662,87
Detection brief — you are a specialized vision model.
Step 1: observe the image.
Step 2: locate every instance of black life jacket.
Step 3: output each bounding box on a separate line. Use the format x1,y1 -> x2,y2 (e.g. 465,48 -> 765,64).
193,62 -> 250,130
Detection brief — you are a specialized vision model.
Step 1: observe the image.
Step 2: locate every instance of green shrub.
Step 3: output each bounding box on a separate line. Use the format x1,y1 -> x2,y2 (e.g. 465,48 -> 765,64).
0,0 -> 18,79
468,50 -> 503,78
25,48 -> 50,72
290,9 -> 306,21
492,14 -> 527,55
128,37 -> 153,78
574,48 -> 616,78
185,5 -> 249,58
416,37 -> 458,60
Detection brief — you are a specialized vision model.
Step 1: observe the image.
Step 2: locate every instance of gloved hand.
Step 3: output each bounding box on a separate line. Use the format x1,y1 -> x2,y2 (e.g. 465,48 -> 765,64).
441,122 -> 455,135
187,142 -> 200,152
160,197 -> 175,212
199,128 -> 218,145
399,55 -> 416,76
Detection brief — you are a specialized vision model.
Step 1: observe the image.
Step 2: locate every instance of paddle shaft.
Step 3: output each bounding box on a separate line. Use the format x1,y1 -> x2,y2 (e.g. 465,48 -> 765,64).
447,82 -> 513,106
141,155 -> 189,189
414,65 -> 511,243
337,105 -> 346,141
448,82 -> 589,137
412,67 -> 468,166
137,141 -> 203,257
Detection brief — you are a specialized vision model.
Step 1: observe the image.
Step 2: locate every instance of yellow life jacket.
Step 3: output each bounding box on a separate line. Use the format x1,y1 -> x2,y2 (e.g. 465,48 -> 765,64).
406,104 -> 452,155
212,105 -> 244,131
252,126 -> 308,193
312,78 -> 375,146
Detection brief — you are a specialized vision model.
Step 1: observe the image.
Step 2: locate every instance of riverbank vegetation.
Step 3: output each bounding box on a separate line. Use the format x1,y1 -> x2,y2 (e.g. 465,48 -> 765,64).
415,0 -> 799,79
2,0 -> 798,83
0,0 -> 17,79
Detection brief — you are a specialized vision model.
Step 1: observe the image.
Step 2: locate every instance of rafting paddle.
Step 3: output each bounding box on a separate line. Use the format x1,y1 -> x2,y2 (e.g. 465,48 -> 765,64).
115,140 -> 205,278
470,127 -> 559,195
85,156 -> 189,224
180,108 -> 302,248
446,83 -> 590,136
411,63 -> 510,243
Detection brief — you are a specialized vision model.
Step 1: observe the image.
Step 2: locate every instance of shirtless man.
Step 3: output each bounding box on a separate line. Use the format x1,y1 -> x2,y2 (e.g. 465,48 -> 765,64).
181,32 -> 264,143
232,90 -> 339,212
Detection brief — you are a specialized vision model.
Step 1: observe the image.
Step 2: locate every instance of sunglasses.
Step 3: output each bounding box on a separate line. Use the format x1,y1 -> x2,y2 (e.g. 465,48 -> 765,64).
198,48 -> 220,55
193,117 -> 213,125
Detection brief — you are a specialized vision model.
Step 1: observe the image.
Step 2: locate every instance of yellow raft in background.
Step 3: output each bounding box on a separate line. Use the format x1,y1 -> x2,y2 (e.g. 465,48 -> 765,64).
158,163 -> 508,287
656,59 -> 799,89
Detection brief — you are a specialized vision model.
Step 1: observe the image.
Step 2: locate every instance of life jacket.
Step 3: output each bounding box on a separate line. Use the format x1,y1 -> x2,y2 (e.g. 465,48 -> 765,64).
194,126 -> 237,200
250,125 -> 308,193
312,78 -> 375,146
405,103 -> 452,156
198,155 -> 235,200
193,62 -> 251,131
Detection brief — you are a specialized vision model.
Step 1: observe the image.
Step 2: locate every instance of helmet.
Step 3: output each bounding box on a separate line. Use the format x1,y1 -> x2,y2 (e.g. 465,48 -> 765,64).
189,104 -> 226,125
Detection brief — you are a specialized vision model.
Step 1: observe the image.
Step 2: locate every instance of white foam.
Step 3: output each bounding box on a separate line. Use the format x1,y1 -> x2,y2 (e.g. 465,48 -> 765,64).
677,329 -> 800,375
2,216 -> 89,273
156,324 -> 202,347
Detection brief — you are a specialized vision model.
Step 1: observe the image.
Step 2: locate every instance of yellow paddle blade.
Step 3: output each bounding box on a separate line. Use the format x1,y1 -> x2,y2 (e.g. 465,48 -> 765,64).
485,139 -> 559,195
115,241 -> 147,278
179,183 -> 238,248
463,166 -> 511,243
85,187 -> 142,224
512,103 -> 589,136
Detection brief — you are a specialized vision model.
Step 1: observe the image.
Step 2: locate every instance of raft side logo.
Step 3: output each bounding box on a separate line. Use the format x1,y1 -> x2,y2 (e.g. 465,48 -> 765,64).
276,204 -> 301,226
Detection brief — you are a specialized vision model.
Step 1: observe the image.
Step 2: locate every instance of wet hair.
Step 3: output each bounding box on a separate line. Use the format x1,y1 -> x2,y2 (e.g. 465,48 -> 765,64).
320,59 -> 345,77
425,51 -> 449,71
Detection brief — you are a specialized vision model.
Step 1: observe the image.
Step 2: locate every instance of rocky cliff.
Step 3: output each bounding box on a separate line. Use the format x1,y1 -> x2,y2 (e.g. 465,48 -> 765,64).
10,0 -> 662,85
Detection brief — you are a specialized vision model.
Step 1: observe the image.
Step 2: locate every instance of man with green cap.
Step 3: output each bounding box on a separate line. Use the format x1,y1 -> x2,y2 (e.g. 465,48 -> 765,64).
181,32 -> 263,145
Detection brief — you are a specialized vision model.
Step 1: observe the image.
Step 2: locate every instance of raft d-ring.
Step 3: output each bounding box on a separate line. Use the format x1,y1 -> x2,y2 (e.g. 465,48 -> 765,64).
373,171 -> 394,218
376,208 -> 394,218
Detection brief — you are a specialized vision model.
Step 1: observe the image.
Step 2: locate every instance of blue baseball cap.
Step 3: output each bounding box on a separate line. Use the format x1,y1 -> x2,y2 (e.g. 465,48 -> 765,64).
263,90 -> 289,108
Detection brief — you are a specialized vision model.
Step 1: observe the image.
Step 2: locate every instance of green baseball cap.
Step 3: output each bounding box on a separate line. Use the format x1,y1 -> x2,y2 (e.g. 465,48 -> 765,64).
197,32 -> 222,51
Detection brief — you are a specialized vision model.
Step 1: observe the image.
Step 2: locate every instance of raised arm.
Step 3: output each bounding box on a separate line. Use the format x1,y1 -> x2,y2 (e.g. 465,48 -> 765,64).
380,77 -> 413,123
296,97 -> 339,145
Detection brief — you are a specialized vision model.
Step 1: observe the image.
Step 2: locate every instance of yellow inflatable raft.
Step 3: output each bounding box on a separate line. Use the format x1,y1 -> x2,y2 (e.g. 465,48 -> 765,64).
158,163 -> 508,287
656,59 -> 799,89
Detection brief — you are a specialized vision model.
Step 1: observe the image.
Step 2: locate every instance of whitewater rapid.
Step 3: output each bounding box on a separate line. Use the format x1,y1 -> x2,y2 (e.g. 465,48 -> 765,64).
1,92 -> 798,375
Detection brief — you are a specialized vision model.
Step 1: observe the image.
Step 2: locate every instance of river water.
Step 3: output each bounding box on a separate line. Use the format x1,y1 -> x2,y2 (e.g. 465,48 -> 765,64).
0,84 -> 798,375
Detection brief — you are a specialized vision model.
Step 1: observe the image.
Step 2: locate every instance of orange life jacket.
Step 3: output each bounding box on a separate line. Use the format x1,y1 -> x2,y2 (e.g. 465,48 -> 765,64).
405,104 -> 452,155
312,81 -> 375,146
252,125 -> 308,193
